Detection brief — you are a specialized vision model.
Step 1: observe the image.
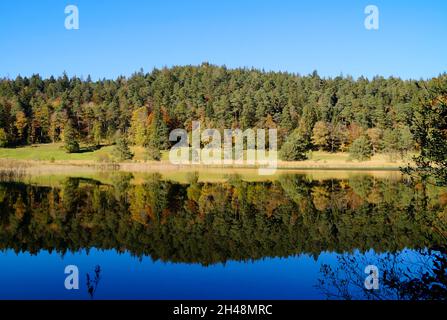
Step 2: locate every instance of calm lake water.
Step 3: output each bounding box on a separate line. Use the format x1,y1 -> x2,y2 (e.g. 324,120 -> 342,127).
0,172 -> 445,300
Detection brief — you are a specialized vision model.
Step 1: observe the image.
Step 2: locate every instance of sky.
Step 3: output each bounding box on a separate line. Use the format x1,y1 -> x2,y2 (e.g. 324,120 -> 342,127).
0,0 -> 446,80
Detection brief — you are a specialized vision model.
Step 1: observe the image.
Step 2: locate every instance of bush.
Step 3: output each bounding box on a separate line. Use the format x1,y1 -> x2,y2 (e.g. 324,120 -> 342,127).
97,153 -> 111,163
349,136 -> 373,161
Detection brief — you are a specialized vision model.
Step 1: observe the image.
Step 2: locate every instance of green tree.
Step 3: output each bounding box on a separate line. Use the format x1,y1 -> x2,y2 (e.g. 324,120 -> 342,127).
92,121 -> 102,147
63,120 -> 80,153
280,129 -> 309,161
403,78 -> 447,185
396,125 -> 413,158
298,104 -> 317,145
349,135 -> 373,161
280,102 -> 294,131
113,134 -> 133,161
382,129 -> 399,160
0,128 -> 8,147
312,121 -> 330,151
146,105 -> 167,161
129,107 -> 148,146
14,111 -> 28,144
366,128 -> 383,154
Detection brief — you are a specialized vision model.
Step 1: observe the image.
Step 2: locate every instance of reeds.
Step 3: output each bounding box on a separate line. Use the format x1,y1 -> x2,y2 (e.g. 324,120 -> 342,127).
0,160 -> 28,182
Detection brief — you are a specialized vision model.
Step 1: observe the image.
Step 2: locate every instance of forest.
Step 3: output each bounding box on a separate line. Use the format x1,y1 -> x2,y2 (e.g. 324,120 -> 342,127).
0,63 -> 446,160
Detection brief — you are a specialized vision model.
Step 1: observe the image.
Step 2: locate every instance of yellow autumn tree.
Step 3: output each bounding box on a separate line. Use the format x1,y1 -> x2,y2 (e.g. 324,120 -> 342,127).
15,111 -> 28,142
129,106 -> 148,146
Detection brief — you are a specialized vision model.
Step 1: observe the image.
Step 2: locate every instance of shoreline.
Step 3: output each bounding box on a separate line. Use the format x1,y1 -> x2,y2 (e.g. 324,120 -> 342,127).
0,158 -> 408,175
0,144 -> 413,174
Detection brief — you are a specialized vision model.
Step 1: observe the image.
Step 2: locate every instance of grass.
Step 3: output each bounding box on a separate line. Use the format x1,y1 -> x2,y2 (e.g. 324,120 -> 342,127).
0,167 -> 27,182
0,145 -> 412,185
0,143 -> 111,161
0,144 -> 276,162
0,143 -> 414,171
306,150 -> 415,162
0,143 -> 158,162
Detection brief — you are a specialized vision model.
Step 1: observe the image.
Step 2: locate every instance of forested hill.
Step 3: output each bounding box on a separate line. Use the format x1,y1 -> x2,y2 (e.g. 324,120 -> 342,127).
0,63 -> 445,158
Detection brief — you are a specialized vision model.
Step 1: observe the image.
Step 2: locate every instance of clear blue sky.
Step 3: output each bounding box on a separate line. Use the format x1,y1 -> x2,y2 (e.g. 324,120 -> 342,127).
0,0 -> 446,80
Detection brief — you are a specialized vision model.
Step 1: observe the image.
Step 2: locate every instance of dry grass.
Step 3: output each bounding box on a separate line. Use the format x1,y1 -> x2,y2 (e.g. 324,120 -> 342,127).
0,144 -> 414,180
0,160 -> 28,182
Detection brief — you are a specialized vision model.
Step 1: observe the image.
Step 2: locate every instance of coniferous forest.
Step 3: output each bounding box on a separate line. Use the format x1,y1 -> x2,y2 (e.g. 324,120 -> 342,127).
1,0 -> 447,302
1,63 -> 445,160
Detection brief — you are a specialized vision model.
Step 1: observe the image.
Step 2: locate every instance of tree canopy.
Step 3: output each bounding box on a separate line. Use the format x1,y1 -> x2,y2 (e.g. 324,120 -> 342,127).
0,65 -> 444,157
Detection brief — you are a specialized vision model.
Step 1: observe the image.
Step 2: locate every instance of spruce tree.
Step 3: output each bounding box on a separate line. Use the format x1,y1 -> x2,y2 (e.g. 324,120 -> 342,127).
113,134 -> 133,161
63,120 -> 80,153
312,121 -> 330,151
403,79 -> 447,185
349,135 -> 373,161
279,129 -> 309,161
0,128 -> 8,147
92,122 -> 102,147
146,105 -> 167,161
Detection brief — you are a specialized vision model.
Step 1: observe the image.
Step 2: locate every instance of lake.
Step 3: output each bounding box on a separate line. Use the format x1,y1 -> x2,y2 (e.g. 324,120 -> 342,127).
0,171 -> 445,299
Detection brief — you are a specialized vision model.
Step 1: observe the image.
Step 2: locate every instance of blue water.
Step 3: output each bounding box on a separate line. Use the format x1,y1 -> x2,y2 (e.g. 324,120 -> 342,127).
0,176 -> 443,299
0,249 -> 339,299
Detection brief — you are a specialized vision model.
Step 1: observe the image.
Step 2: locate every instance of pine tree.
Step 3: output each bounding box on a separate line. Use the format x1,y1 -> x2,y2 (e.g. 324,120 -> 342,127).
403,79 -> 447,185
279,129 -> 309,161
0,128 -> 8,147
63,120 -> 80,153
241,96 -> 256,129
92,121 -> 102,147
349,135 -> 373,161
366,128 -> 383,154
397,125 -> 413,158
312,121 -> 330,151
145,105 -> 167,161
280,103 -> 294,131
113,134 -> 133,161
298,105 -> 317,140
382,129 -> 399,160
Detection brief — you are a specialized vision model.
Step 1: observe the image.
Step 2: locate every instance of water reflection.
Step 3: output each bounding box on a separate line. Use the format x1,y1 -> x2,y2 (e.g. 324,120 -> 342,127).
86,265 -> 102,299
0,173 -> 445,299
317,248 -> 447,300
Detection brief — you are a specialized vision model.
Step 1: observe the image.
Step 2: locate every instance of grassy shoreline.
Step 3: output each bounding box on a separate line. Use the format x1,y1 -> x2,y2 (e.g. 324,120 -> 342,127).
0,143 -> 412,173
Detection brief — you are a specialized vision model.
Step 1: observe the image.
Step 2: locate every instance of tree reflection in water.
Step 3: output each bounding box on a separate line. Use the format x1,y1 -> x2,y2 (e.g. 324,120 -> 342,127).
317,248 -> 446,300
0,173 -> 445,299
86,265 -> 102,299
316,179 -> 447,300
